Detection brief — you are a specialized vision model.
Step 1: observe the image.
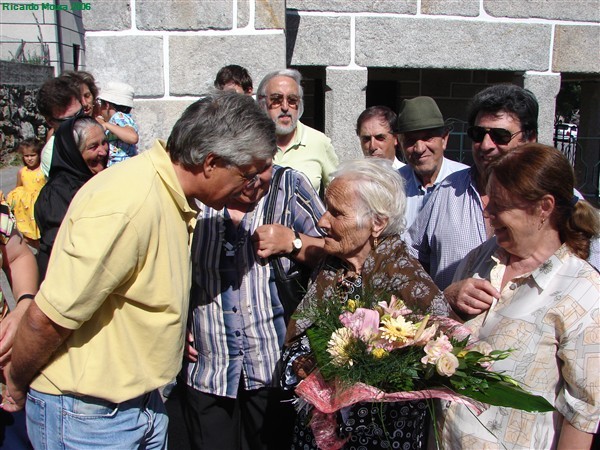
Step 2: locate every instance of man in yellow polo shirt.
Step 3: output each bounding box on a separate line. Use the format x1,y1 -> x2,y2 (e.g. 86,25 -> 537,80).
2,91 -> 276,449
257,69 -> 339,196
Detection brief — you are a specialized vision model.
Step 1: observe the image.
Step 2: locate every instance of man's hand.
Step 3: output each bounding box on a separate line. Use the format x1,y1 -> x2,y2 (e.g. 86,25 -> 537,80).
252,224 -> 294,259
0,299 -> 32,366
1,363 -> 26,412
184,330 -> 198,363
444,278 -> 500,319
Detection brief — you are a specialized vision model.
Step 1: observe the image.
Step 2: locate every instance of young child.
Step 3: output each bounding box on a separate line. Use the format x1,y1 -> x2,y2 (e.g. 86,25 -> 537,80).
96,81 -> 139,166
7,138 -> 46,246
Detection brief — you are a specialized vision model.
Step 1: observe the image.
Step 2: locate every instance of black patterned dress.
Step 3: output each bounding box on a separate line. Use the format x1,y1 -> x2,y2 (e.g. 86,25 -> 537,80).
287,234 -> 449,450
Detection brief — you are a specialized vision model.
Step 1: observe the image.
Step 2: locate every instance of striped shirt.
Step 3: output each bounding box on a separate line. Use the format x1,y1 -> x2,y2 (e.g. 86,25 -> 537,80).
406,168 -> 489,290
183,166 -> 325,397
398,157 -> 468,235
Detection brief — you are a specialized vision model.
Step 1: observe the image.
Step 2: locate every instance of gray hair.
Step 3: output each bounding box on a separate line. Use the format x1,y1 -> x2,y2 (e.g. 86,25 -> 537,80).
72,117 -> 104,154
256,68 -> 305,118
167,90 -> 276,168
330,158 -> 407,237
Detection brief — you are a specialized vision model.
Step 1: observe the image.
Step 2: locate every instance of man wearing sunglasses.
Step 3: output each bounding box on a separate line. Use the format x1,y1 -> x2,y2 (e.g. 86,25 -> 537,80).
257,69 -> 339,197
37,76 -> 84,177
396,97 -> 467,234
407,84 -> 599,298
406,84 -> 539,292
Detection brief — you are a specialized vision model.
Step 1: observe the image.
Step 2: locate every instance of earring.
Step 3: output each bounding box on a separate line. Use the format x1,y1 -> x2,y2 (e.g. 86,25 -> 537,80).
538,217 -> 545,230
373,237 -> 379,248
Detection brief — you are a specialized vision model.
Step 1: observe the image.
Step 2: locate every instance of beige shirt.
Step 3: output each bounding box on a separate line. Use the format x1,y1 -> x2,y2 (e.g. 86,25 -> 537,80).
441,240 -> 600,449
273,121 -> 338,193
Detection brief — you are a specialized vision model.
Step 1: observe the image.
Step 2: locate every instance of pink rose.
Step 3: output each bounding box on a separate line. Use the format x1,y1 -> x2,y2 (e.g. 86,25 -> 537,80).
421,334 -> 453,365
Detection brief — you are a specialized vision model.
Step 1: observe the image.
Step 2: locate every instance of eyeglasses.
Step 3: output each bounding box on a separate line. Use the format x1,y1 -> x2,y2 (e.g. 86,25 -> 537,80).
263,94 -> 301,110
467,126 -> 523,145
241,173 -> 260,188
235,162 -> 273,189
51,107 -> 84,124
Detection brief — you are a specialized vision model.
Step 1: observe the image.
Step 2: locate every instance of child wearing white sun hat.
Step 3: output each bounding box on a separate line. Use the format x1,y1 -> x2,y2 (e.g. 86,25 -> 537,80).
96,81 -> 139,166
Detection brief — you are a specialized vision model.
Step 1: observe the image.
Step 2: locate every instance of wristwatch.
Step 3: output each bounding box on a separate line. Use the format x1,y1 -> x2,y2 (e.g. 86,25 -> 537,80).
290,230 -> 303,256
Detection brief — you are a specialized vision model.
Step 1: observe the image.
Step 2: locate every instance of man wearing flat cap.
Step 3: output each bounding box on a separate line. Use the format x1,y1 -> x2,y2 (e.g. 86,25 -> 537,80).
397,96 -> 467,232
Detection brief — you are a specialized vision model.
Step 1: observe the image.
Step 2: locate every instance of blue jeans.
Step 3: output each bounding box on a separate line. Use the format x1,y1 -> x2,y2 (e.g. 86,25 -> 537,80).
26,388 -> 168,449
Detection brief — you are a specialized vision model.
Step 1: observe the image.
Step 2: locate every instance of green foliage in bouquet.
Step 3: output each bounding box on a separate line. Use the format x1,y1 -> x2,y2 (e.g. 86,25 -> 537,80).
300,292 -> 554,413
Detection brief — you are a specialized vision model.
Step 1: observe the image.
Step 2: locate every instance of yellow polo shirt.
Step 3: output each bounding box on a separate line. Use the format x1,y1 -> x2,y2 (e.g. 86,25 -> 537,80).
32,140 -> 197,403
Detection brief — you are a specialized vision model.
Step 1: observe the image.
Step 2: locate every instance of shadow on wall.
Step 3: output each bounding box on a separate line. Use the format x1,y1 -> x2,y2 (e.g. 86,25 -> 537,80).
286,11 -> 300,67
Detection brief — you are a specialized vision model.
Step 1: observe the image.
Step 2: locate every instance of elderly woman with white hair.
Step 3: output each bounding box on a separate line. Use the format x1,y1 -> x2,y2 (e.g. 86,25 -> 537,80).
285,158 -> 450,450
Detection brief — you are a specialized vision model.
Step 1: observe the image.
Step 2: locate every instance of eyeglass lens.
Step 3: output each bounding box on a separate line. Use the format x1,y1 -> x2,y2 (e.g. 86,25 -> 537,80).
467,126 -> 519,145
268,94 -> 300,109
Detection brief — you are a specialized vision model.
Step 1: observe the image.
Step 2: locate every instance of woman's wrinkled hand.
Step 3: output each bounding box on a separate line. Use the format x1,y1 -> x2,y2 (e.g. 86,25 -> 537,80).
291,354 -> 317,380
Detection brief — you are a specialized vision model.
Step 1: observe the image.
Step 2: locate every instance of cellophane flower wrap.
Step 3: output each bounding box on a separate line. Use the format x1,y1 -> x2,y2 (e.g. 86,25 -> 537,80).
294,294 -> 554,449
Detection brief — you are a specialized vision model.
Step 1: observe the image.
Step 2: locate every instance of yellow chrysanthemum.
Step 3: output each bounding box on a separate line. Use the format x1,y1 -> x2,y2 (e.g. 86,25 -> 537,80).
327,327 -> 354,367
347,299 -> 357,312
371,348 -> 388,359
380,316 -> 419,344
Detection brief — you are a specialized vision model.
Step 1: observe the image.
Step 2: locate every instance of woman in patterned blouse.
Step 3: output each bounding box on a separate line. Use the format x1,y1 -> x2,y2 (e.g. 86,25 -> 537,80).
441,144 -> 599,449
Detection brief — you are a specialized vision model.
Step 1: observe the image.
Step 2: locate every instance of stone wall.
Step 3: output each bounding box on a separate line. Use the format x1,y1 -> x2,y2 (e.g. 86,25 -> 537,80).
0,61 -> 54,87
285,0 -> 599,160
83,0 -> 287,150
82,0 -> 599,166
0,62 -> 53,163
0,85 -> 48,163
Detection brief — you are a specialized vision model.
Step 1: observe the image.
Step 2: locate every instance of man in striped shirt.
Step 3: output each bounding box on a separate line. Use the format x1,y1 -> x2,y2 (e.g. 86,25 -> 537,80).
180,164 -> 325,449
406,84 -> 540,292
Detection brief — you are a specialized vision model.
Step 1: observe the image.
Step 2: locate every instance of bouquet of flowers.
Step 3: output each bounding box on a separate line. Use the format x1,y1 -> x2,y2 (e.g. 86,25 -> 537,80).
293,294 -> 554,449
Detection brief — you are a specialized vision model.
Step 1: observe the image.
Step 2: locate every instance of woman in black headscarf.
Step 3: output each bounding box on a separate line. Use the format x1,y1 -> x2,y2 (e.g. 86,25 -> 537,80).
34,116 -> 108,280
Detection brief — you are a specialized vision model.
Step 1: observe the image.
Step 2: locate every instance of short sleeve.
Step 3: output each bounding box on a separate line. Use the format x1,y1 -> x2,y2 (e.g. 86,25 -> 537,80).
554,278 -> 600,433
320,141 -> 339,188
36,212 -> 139,329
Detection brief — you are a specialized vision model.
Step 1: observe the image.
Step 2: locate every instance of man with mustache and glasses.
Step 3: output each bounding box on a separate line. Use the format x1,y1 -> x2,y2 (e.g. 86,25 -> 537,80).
405,84 -> 599,304
257,69 -> 339,196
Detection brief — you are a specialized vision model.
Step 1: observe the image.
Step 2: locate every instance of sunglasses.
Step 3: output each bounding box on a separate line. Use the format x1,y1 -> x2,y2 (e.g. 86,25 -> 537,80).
467,126 -> 523,145
264,94 -> 300,110
52,107 -> 84,124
